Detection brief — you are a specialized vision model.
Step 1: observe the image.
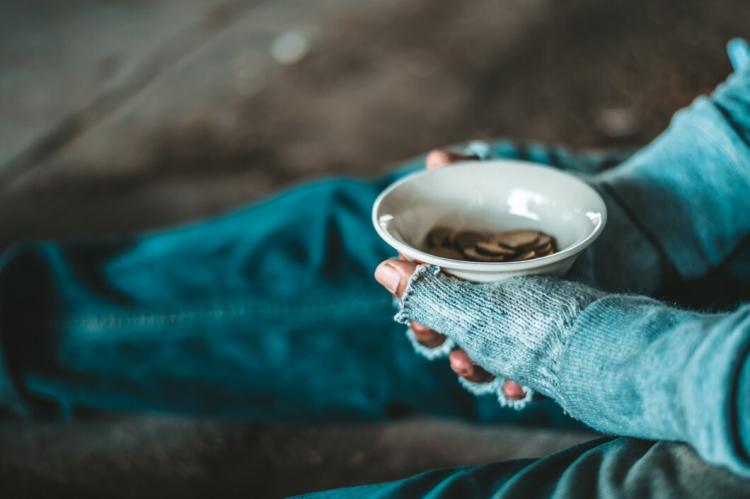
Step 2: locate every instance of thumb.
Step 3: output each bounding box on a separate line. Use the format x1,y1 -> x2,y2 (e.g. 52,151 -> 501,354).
374,259 -> 418,298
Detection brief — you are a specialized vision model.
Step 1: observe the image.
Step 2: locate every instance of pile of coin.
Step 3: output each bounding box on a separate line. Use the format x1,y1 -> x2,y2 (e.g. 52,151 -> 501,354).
423,226 -> 557,262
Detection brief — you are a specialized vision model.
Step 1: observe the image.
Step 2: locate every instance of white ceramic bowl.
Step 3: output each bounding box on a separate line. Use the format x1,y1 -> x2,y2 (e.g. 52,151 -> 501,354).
372,159 -> 607,282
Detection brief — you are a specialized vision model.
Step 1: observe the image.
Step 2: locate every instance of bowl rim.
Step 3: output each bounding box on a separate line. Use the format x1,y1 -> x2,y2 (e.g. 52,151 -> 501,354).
371,159 -> 608,271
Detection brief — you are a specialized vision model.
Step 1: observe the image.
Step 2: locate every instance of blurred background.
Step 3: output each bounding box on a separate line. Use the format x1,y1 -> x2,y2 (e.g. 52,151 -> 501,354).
1,0 -> 749,497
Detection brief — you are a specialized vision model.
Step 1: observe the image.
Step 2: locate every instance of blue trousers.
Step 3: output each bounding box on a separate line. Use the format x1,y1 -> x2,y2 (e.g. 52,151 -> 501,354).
1,141 -> 747,497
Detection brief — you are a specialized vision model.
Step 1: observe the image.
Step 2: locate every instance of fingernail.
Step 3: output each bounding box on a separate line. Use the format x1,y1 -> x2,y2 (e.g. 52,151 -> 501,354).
375,262 -> 401,294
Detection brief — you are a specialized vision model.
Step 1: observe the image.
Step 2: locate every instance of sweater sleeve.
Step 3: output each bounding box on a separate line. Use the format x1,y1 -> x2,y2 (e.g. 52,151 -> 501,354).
598,64 -> 750,281
558,294 -> 750,478
396,266 -> 750,477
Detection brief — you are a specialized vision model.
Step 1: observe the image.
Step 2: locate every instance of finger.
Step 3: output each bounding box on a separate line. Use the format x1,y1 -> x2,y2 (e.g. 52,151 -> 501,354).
410,321 -> 446,348
425,149 -> 477,171
449,349 -> 495,383
374,259 -> 418,298
502,380 -> 527,400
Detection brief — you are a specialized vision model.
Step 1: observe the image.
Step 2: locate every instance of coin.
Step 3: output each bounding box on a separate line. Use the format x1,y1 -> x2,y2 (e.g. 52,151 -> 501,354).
515,249 -> 536,260
426,226 -> 455,248
455,230 -> 485,250
534,242 -> 554,255
422,226 -> 557,263
463,247 -> 504,262
475,240 -> 516,256
496,230 -> 540,249
532,235 -> 552,249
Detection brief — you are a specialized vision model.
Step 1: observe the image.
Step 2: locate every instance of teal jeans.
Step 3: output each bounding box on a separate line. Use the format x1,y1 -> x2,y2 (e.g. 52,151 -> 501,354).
0,140 -> 595,427
1,141 -> 748,497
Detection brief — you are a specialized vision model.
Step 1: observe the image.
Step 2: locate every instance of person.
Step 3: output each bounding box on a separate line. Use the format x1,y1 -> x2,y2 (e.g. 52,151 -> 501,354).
2,41 -> 750,498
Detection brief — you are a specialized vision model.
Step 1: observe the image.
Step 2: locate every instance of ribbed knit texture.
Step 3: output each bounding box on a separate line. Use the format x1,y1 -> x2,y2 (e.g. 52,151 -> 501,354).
403,148 -> 666,406
395,266 -> 604,398
403,151 -> 667,406
392,62 -> 750,477
560,299 -> 750,477
395,265 -> 750,477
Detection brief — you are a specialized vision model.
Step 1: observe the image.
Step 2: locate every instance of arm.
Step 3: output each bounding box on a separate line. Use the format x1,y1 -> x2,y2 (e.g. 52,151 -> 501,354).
381,57 -> 750,408
394,266 -> 750,477
478,44 -> 750,293
598,61 -> 750,282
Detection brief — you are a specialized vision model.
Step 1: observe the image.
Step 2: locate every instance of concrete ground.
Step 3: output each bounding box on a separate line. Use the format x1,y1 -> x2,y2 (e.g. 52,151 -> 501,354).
2,0 -> 750,497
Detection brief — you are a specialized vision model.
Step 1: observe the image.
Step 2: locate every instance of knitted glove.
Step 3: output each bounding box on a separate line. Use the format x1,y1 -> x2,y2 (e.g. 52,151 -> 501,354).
395,265 -> 605,405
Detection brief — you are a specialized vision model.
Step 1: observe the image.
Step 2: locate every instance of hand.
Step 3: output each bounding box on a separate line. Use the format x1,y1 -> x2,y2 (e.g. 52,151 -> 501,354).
376,149 -> 527,400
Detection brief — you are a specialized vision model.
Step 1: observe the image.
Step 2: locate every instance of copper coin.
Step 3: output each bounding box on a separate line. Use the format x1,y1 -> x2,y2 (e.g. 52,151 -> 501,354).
476,241 -> 516,256
532,235 -> 552,249
496,230 -> 540,249
463,247 -> 504,262
515,249 -> 537,261
455,230 -> 485,250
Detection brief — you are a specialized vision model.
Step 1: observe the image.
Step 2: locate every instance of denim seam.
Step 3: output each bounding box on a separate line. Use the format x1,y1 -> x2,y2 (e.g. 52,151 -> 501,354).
64,296 -> 390,332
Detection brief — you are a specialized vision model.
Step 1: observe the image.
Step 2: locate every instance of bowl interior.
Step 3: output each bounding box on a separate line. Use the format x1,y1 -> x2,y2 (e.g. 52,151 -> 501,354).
374,160 -> 605,265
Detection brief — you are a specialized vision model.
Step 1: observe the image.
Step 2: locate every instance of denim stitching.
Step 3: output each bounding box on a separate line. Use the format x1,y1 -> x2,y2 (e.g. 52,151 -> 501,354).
65,296 -> 391,333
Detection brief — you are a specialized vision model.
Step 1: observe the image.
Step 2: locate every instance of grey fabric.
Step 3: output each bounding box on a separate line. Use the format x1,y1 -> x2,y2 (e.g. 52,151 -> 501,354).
298,437 -> 750,499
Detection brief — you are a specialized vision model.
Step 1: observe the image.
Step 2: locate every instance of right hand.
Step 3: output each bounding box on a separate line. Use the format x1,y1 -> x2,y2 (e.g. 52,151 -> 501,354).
387,149 -> 528,400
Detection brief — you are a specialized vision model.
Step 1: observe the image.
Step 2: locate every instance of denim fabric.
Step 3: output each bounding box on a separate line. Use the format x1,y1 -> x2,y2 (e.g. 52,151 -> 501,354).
3,57 -> 750,499
2,141 -> 748,496
0,174 -> 482,422
0,145 -> 622,428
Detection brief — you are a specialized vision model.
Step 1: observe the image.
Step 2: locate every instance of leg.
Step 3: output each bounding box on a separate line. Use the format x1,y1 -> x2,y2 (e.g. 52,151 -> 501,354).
1,175 -> 451,420
0,141 -> 624,421
296,437 -> 750,498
